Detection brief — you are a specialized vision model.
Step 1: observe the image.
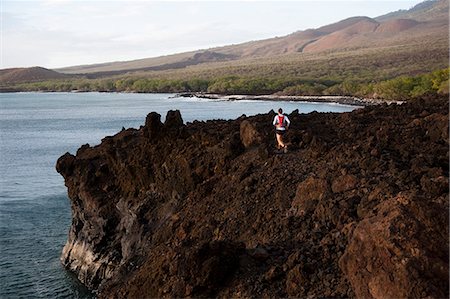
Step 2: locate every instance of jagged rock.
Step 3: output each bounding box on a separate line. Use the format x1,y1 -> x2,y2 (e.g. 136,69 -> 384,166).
290,177 -> 329,216
224,132 -> 244,158
144,112 -> 163,139
56,152 -> 76,177
285,265 -> 307,296
164,109 -> 184,130
240,120 -> 262,148
180,241 -> 245,297
339,195 -> 449,299
56,96 -> 448,298
332,174 -> 357,193
420,174 -> 448,197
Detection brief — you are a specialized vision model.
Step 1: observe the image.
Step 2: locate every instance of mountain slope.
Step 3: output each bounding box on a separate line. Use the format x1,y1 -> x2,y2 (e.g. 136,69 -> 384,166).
214,16 -> 377,58
376,0 -> 449,21
301,18 -> 380,52
55,0 -> 448,76
0,67 -> 70,84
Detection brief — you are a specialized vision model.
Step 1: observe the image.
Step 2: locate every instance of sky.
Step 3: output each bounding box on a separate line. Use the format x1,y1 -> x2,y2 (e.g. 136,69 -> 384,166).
2,0 -> 424,69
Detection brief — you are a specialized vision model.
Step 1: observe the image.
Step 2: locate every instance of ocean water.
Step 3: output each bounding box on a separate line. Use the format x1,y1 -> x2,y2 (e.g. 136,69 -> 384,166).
0,92 -> 359,298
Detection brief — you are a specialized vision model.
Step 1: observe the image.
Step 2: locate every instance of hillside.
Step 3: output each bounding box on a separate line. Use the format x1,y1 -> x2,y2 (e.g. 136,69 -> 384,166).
0,67 -> 70,85
55,0 -> 448,76
376,0 -> 449,21
2,0 -> 448,98
56,96 -> 449,298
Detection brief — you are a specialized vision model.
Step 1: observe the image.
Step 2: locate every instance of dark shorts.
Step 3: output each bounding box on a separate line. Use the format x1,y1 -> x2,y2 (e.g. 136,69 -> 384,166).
276,129 -> 286,136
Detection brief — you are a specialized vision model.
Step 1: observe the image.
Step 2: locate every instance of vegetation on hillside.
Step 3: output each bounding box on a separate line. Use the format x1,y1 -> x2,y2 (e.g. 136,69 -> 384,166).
369,68 -> 449,100
7,67 -> 449,101
2,37 -> 448,101
3,37 -> 448,100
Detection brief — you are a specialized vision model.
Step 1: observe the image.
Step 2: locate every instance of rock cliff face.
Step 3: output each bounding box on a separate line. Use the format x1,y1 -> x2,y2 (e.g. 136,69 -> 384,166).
56,97 -> 449,298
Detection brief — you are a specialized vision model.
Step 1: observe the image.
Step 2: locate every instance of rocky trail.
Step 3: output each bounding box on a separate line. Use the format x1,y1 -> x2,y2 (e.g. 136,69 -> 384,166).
56,96 -> 448,298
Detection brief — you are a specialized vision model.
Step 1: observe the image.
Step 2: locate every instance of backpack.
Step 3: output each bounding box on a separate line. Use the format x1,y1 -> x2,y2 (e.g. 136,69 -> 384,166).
278,115 -> 286,128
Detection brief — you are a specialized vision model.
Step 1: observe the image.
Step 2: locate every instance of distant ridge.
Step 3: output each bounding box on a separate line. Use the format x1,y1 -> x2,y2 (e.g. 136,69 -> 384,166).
0,67 -> 70,84
81,51 -> 239,79
53,0 -> 448,76
376,0 -> 448,21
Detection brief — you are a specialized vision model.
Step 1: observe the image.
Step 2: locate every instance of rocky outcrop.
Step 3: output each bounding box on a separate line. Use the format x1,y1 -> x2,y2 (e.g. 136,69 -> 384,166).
56,96 -> 449,298
340,195 -> 448,298
240,120 -> 263,148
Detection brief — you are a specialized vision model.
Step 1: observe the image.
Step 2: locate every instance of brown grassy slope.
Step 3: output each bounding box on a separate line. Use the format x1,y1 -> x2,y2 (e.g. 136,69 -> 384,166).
0,67 -> 70,85
376,0 -> 448,22
303,17 -> 447,53
213,17 -> 375,58
112,38 -> 449,82
375,19 -> 419,33
56,51 -> 197,75
302,19 -> 380,52
55,0 -> 448,76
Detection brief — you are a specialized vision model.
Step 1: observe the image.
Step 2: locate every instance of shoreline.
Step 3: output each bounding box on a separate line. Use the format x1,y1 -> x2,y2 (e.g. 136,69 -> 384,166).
0,90 -> 403,107
175,92 -> 404,106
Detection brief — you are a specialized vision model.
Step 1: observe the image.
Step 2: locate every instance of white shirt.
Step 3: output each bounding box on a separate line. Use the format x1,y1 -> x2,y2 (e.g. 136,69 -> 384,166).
273,113 -> 290,130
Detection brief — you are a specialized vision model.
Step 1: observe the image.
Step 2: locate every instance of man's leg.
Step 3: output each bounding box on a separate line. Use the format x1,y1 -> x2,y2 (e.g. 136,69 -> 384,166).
276,133 -> 285,148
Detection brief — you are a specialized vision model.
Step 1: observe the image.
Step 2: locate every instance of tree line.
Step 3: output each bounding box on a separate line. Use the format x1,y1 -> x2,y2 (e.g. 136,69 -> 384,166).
7,68 -> 449,101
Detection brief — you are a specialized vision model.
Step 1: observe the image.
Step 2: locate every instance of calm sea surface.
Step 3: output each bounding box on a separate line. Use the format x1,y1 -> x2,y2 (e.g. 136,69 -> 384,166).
0,92 -> 359,298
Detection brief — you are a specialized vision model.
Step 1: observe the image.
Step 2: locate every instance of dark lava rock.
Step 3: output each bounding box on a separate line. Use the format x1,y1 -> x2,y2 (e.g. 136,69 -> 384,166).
340,195 -> 449,298
56,96 -> 449,298
331,174 -> 357,193
249,247 -> 270,261
164,109 -> 184,130
291,177 -> 329,216
144,111 -> 163,140
240,119 -> 262,148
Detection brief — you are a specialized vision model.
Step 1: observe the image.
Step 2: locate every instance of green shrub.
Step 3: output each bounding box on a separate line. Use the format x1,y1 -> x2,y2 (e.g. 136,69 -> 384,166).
281,83 -> 327,95
370,68 -> 449,100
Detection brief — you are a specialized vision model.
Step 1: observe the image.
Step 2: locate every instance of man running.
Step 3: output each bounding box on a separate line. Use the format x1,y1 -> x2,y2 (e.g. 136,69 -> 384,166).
273,108 -> 290,152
